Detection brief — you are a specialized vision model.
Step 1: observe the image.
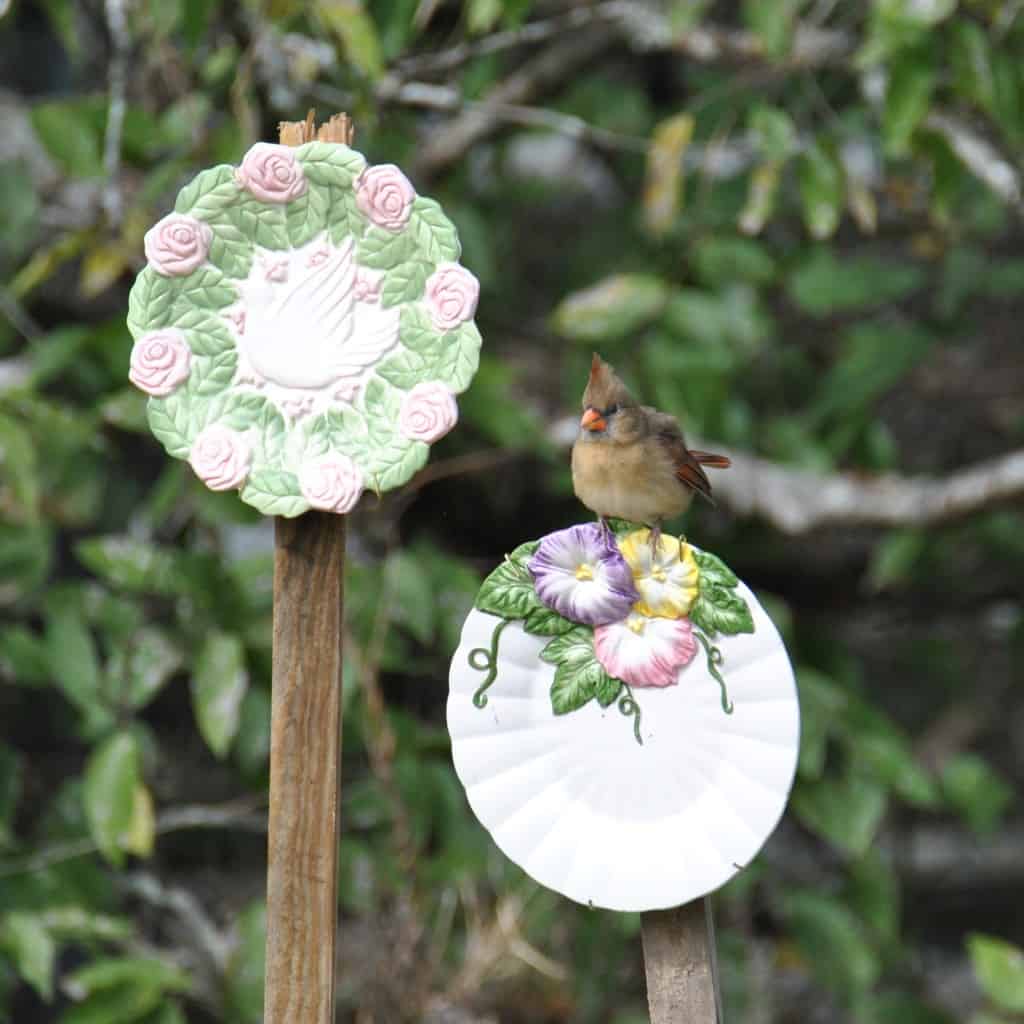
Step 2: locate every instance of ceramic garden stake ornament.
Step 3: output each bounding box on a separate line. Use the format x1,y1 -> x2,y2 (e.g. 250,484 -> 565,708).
448,356 -> 799,917
129,112 -> 482,1024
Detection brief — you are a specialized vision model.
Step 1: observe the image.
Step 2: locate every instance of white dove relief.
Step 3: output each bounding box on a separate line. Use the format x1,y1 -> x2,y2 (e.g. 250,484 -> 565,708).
239,237 -> 400,395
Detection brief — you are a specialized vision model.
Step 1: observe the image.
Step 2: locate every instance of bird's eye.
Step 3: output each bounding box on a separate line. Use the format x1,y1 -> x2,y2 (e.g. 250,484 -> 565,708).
604,404 -> 618,416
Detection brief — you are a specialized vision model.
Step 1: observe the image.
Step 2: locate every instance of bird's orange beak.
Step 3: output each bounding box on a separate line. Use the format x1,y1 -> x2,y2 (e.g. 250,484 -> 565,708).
580,407 -> 606,432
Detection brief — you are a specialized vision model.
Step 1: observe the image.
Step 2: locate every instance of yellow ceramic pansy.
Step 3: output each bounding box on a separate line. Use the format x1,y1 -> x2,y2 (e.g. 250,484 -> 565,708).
618,529 -> 699,619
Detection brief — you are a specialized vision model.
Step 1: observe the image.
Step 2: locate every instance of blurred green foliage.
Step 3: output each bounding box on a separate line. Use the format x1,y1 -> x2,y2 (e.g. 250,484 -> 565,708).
1,0 -> 1023,1021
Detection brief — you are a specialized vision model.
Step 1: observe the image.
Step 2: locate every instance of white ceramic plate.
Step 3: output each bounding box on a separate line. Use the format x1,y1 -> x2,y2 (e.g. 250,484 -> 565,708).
447,581 -> 799,912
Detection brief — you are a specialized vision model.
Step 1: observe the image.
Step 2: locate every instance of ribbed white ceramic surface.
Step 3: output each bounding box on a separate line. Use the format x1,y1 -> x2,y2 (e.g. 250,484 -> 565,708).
447,581 -> 799,911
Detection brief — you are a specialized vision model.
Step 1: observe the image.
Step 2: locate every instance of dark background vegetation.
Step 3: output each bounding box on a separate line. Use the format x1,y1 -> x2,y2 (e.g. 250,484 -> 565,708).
2,0 -> 1024,1021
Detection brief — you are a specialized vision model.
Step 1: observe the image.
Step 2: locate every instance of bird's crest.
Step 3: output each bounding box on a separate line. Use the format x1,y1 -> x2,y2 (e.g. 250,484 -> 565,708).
583,353 -> 636,411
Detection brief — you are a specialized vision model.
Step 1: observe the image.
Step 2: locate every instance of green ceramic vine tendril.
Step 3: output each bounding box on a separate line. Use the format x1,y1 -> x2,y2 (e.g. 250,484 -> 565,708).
617,684 -> 643,745
469,618 -> 511,708
694,630 -> 734,714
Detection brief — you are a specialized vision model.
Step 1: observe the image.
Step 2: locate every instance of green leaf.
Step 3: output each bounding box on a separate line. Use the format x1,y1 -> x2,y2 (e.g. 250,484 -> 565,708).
0,743 -> 23,841
31,101 -> 103,178
791,771 -> 887,856
357,226 -> 417,270
75,536 -> 177,593
65,957 -> 190,998
146,395 -> 194,458
884,54 -> 936,157
229,200 -> 288,251
224,901 -> 266,1023
211,392 -> 272,431
693,549 -> 738,589
799,141 -> 844,240
316,0 -> 383,79
969,935 -> 1024,1013
942,754 -> 1014,834
0,412 -> 39,520
846,850 -> 901,944
541,627 -> 619,715
188,348 -> 238,398
788,249 -> 924,317
409,197 -> 461,262
522,605 -> 576,637
950,20 -> 997,117
691,237 -> 777,288
476,556 -> 543,620
811,322 -> 933,423
785,889 -> 881,997
378,308 -> 480,392
551,274 -> 670,343
296,142 -> 367,186
690,585 -> 754,637
205,216 -> 253,280
381,260 -> 432,307
176,265 -> 238,312
0,912 -> 55,1000
174,164 -> 237,214
748,105 -> 797,161
83,731 -> 139,865
285,184 -> 331,248
743,0 -> 798,59
106,627 -> 182,711
192,632 -> 248,758
239,471 -> 308,517
46,607 -> 103,716
127,270 -> 174,338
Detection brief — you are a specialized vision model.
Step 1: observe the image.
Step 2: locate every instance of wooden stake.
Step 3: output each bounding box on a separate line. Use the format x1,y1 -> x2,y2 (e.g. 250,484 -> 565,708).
642,898 -> 723,1023
263,113 -> 351,1024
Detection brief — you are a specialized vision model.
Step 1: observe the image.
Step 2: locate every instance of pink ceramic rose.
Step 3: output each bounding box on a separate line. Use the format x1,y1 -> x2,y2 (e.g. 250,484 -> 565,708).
144,214 -> 212,277
424,264 -> 480,332
299,454 -> 364,513
129,329 -> 191,397
399,381 -> 458,443
355,164 -> 415,231
189,425 -> 252,491
236,143 -> 307,204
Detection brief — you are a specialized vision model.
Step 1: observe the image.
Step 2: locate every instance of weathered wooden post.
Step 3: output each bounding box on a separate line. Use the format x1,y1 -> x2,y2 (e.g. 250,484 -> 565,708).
127,109 -> 483,1020
642,899 -> 722,1022
448,514 -> 799,1020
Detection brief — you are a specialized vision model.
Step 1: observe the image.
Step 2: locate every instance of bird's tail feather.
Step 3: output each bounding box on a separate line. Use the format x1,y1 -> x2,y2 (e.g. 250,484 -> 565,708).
689,451 -> 731,469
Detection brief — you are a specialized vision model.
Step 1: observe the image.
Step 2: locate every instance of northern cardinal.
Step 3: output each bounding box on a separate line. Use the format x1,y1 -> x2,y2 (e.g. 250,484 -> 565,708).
571,354 -> 731,542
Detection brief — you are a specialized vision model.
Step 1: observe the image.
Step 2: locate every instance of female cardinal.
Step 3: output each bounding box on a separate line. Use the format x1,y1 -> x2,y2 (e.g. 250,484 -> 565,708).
571,354 -> 731,542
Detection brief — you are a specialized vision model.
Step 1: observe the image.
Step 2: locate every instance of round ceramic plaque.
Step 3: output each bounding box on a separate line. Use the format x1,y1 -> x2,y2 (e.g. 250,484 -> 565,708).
447,523 -> 799,912
127,142 -> 481,516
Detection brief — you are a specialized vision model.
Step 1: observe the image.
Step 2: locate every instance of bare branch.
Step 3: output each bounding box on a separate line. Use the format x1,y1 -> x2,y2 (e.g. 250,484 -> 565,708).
549,416 -> 1024,533
409,26 -> 618,179
102,0 -> 130,225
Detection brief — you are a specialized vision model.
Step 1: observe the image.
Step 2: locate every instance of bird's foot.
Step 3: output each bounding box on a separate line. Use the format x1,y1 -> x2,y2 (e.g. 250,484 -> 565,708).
649,523 -> 662,555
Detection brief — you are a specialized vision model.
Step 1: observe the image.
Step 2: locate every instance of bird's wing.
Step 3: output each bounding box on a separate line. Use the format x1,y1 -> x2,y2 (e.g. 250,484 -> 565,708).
328,306 -> 401,380
645,407 -> 730,501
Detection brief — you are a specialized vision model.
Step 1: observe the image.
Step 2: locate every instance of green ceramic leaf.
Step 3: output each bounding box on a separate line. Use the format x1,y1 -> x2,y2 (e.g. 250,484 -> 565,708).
174,309 -> 235,357
694,549 -> 739,588
206,216 -> 253,279
378,308 -> 480,391
522,605 -> 576,637
296,141 -> 366,186
357,226 -> 417,269
285,186 -> 331,248
541,627 -> 619,715
174,164 -> 236,214
690,584 -> 755,637
147,395 -> 194,458
188,348 -> 238,398
477,557 -> 543,620
127,269 -> 174,337
409,197 -> 461,262
381,260 -> 432,307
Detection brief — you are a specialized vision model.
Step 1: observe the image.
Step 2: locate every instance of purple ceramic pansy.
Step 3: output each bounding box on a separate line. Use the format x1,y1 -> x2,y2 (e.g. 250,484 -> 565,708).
528,523 -> 639,627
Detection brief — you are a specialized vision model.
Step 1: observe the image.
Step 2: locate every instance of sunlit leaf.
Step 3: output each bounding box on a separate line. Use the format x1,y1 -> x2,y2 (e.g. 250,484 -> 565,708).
968,934 -> 1024,1013
83,731 -> 139,865
643,112 -> 694,236
192,632 -> 248,758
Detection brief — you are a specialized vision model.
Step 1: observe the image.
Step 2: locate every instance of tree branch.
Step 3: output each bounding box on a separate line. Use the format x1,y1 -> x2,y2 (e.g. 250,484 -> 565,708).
548,417 -> 1024,533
